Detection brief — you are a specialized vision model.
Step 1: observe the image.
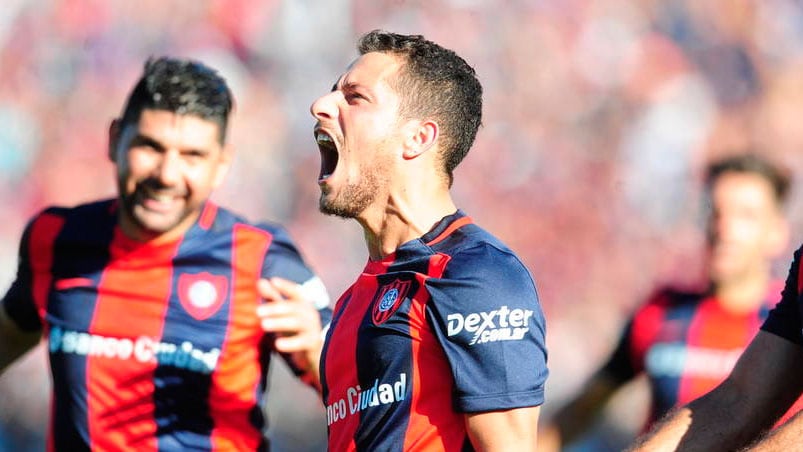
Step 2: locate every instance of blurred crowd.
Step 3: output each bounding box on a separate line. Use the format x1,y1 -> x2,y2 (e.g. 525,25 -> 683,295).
3,0 -> 803,450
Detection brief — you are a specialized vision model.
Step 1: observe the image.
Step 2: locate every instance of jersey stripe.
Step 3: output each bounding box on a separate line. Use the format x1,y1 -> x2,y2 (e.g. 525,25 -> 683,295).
28,213 -> 65,320
27,212 -> 65,452
677,297 -> 745,404
425,216 -> 472,246
403,261 -> 464,450
208,223 -> 272,450
87,229 -> 178,451
325,279 -> 374,451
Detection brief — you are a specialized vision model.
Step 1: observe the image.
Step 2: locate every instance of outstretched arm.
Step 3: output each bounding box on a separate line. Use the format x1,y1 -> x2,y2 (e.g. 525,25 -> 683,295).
745,408 -> 803,451
630,331 -> 803,451
0,305 -> 40,375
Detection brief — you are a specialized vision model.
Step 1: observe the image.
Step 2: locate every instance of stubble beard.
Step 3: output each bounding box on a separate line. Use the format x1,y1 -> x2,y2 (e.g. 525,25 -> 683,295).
319,163 -> 384,219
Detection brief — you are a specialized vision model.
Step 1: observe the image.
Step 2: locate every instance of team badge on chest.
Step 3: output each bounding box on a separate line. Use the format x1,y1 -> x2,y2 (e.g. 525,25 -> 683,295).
372,279 -> 411,325
178,272 -> 229,320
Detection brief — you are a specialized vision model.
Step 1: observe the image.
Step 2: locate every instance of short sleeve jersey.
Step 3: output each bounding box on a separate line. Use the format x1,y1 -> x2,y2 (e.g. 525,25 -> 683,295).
604,280 -> 803,427
1,199 -> 331,451
320,211 -> 548,451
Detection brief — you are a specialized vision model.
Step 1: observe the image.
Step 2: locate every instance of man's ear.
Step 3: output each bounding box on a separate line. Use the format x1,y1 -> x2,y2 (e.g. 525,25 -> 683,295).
212,144 -> 234,189
767,215 -> 791,258
108,119 -> 121,162
402,119 -> 438,159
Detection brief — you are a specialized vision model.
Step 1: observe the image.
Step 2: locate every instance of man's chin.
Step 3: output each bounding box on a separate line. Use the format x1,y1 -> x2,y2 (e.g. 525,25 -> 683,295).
318,190 -> 374,220
319,202 -> 356,219
129,210 -> 187,239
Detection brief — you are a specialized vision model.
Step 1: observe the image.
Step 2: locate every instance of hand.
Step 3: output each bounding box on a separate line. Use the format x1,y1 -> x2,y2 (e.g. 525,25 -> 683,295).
256,277 -> 323,388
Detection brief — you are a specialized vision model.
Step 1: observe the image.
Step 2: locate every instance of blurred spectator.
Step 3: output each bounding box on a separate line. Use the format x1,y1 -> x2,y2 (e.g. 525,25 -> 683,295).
3,1 -> 803,450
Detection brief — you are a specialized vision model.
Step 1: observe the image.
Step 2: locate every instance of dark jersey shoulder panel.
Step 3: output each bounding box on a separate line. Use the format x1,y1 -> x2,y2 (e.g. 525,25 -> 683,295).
2,203 -> 111,332
424,219 -> 548,412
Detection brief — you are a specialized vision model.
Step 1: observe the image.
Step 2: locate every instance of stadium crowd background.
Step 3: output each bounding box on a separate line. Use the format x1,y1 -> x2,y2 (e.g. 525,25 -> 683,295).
2,1 -> 803,450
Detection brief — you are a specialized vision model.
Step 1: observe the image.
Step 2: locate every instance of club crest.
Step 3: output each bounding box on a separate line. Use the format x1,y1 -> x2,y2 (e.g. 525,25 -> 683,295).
178,272 -> 228,321
372,279 -> 411,325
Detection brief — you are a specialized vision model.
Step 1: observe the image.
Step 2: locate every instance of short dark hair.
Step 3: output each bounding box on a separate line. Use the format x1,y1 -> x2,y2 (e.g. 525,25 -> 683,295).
705,153 -> 792,207
358,30 -> 483,186
119,57 -> 234,143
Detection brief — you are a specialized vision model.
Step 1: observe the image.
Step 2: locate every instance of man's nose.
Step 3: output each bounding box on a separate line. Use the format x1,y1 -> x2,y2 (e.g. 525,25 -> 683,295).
155,150 -> 183,185
310,91 -> 339,121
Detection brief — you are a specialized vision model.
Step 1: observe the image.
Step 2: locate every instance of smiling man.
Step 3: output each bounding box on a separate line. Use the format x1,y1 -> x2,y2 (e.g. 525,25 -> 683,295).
311,30 -> 549,451
0,57 -> 331,451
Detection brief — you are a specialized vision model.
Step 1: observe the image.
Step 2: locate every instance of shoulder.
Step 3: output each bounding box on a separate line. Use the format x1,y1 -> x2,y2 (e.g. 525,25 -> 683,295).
24,199 -> 115,235
437,225 -> 533,285
640,286 -> 706,310
207,205 -> 295,242
426,225 -> 540,314
629,286 -> 707,326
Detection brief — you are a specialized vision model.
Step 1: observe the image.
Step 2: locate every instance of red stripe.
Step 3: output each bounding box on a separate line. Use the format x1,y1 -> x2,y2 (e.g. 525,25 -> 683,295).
425,216 -> 472,247
27,213 -> 65,452
199,202 -> 218,230
326,279 -> 375,451
86,228 -> 178,451
403,254 -> 462,451
54,277 -> 94,290
28,213 -> 65,320
677,297 -> 747,405
208,224 -> 271,450
628,293 -> 670,374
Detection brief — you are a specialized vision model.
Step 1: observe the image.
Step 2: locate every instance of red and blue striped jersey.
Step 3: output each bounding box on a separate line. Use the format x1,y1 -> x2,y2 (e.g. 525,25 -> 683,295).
2,199 -> 331,451
604,279 -> 803,428
321,211 -> 548,451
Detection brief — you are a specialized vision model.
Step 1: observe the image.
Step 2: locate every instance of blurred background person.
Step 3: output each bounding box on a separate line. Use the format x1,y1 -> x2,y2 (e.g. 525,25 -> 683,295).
537,153 -> 803,451
4,1 -> 803,450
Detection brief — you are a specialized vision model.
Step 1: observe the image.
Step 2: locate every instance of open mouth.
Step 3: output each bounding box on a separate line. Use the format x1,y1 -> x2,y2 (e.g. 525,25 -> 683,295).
315,129 -> 338,181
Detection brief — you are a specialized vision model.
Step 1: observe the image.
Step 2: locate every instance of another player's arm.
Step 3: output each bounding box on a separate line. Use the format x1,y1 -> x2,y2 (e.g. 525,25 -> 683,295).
630,330 -> 803,451
466,406 -> 540,451
0,304 -> 40,374
257,277 -> 324,388
745,408 -> 803,451
255,225 -> 331,390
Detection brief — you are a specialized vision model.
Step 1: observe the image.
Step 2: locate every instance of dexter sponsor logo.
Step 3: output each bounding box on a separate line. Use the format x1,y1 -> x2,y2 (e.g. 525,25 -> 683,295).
49,326 -> 220,374
447,305 -> 533,345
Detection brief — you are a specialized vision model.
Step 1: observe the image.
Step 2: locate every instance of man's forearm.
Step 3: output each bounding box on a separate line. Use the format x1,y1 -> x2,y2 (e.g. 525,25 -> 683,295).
744,409 -> 803,452
628,406 -> 693,452
629,384 -> 773,452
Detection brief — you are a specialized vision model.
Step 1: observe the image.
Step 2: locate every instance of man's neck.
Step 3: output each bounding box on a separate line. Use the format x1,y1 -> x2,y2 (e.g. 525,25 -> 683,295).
360,191 -> 456,261
713,271 -> 772,314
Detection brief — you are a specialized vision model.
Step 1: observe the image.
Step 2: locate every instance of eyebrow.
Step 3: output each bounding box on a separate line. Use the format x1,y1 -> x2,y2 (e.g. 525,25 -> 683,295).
130,134 -> 165,151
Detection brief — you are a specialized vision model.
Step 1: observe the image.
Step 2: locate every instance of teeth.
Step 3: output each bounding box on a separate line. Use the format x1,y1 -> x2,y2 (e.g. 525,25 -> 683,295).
316,132 -> 333,145
149,193 -> 173,202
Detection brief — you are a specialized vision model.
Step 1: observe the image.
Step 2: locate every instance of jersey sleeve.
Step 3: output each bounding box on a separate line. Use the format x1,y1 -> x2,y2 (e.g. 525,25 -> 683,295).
259,222 -> 331,314
2,215 -> 44,332
425,243 -> 548,413
760,246 -> 803,345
